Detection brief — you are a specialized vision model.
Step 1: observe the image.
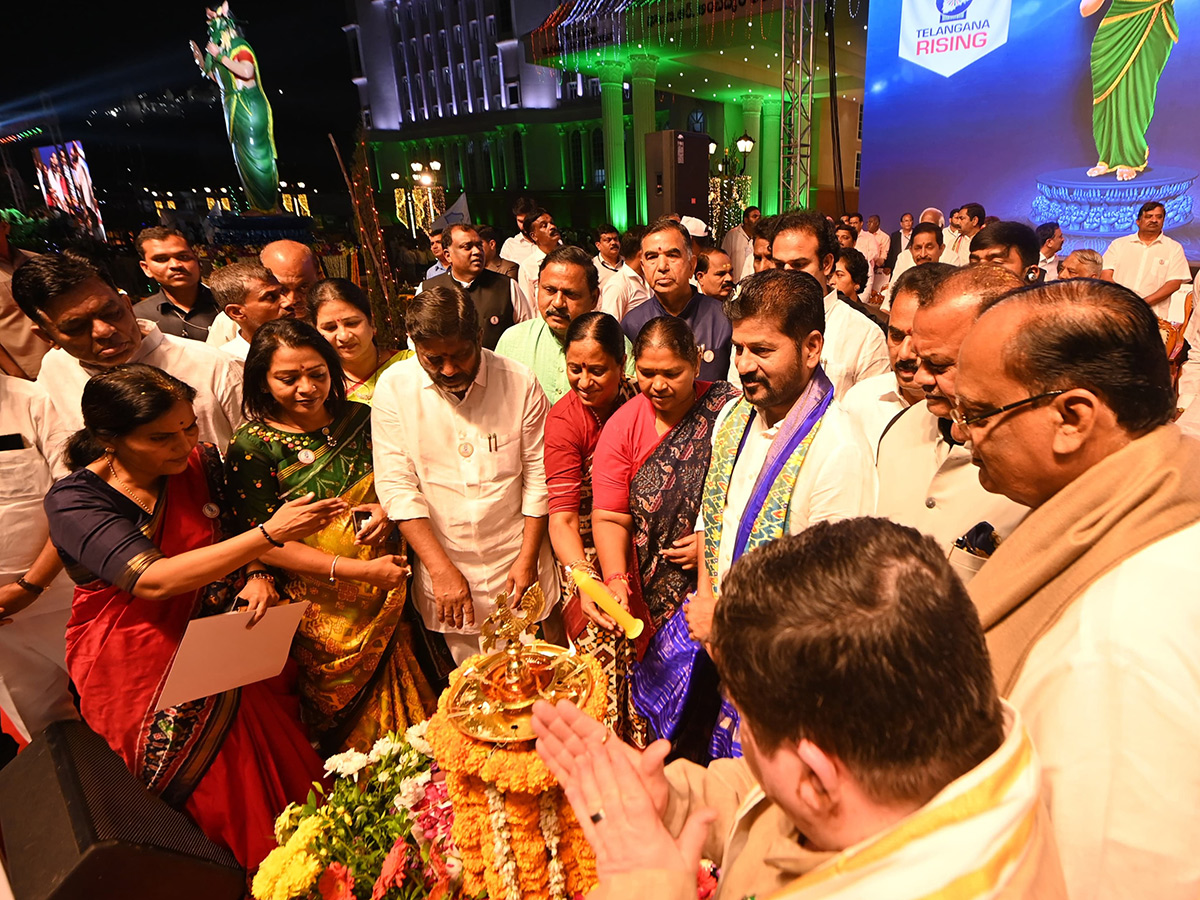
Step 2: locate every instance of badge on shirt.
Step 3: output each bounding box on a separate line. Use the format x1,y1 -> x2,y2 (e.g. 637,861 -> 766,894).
458,441 -> 474,458
298,448 -> 316,465
490,315 -> 500,325
201,502 -> 221,519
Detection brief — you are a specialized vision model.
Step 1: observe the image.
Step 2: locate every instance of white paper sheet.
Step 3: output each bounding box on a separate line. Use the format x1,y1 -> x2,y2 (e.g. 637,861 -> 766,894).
155,602 -> 310,711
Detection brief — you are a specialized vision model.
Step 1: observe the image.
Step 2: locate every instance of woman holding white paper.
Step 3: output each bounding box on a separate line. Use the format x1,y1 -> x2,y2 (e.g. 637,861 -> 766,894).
43,363 -> 344,872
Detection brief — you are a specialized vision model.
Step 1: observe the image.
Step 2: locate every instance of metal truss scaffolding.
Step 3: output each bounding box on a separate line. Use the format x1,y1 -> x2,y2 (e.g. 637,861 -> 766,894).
780,0 -> 816,210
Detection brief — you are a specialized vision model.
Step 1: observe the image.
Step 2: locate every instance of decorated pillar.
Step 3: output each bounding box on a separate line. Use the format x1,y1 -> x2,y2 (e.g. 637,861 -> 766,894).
490,131 -> 504,190
499,126 -> 518,189
515,124 -> 529,189
457,141 -> 469,192
630,54 -> 658,225
555,124 -> 570,191
759,97 -> 783,215
741,94 -> 763,207
598,62 -> 628,231
577,125 -> 592,189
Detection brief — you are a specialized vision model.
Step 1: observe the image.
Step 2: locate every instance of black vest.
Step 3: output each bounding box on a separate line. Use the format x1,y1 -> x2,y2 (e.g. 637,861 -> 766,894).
422,269 -> 515,349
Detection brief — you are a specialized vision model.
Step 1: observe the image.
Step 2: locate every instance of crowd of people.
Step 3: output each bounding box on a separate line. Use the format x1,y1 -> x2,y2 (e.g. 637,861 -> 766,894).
0,191 -> 1198,899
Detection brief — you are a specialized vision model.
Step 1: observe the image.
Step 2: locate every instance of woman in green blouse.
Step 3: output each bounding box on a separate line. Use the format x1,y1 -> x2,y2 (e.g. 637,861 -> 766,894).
225,318 -> 435,754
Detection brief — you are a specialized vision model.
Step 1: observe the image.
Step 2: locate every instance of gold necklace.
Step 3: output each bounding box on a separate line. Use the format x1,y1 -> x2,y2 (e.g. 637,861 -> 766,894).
106,455 -> 156,515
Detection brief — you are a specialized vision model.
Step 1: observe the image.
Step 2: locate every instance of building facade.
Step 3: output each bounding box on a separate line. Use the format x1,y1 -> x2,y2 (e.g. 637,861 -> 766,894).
345,0 -> 866,234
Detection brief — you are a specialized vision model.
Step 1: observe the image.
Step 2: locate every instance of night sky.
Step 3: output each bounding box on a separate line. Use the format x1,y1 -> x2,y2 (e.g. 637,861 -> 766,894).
0,1 -> 360,197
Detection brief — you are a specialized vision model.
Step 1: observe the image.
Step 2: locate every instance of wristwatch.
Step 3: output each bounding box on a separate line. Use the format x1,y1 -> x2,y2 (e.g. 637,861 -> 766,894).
16,577 -> 46,596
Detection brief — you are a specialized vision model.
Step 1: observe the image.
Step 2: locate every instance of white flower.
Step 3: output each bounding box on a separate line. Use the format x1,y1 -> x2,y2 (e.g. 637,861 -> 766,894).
323,749 -> 370,780
368,734 -> 403,762
393,769 -> 432,811
405,720 -> 433,757
377,770 -> 391,784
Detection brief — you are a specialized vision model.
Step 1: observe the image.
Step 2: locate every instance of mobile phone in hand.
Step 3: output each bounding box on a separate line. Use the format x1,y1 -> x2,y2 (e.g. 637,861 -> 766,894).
352,508 -> 373,533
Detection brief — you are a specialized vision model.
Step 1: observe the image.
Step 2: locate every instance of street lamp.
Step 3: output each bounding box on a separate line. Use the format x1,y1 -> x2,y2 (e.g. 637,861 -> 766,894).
708,141 -> 718,156
429,159 -> 442,172
410,162 -> 422,173
390,172 -> 400,181
735,132 -> 755,154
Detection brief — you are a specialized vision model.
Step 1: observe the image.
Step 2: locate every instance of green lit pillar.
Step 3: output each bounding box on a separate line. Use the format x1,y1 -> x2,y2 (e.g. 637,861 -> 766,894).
515,124 -> 529,188
741,94 -> 763,207
598,61 -> 629,232
630,53 -> 658,226
456,141 -> 469,192
760,97 -> 782,215
555,124 -> 570,189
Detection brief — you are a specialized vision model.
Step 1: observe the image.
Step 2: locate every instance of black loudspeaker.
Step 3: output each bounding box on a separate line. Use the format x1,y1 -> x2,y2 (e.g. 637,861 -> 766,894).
646,130 -> 713,224
0,720 -> 244,900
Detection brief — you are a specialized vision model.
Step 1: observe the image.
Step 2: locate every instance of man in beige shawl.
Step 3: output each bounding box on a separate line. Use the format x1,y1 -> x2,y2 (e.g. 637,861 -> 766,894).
536,519 -> 1065,900
958,278 -> 1200,900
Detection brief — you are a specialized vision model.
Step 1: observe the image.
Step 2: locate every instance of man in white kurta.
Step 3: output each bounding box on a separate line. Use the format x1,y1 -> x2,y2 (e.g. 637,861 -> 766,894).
0,375 -> 78,740
13,254 -> 243,448
1102,202 -> 1190,318
959,280 -> 1200,900
371,292 -> 559,663
38,322 -> 243,447
720,206 -> 759,283
694,269 -> 875,603
877,266 -> 1027,576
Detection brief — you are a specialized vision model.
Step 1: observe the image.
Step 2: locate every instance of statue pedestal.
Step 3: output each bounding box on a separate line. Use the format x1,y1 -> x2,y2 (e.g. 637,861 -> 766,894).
204,212 -> 313,247
1031,166 -> 1197,254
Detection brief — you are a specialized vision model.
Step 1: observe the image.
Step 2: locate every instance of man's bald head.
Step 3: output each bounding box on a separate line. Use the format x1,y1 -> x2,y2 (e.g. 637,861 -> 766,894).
261,240 -> 319,320
925,265 -> 1024,313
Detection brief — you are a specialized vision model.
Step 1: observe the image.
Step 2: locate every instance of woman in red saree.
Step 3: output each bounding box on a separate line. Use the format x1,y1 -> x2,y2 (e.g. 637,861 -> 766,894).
591,317 -> 739,763
43,364 -> 345,871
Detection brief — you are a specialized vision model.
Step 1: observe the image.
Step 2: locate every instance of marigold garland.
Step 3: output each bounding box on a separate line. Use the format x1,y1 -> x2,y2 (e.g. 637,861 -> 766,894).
427,652 -> 606,900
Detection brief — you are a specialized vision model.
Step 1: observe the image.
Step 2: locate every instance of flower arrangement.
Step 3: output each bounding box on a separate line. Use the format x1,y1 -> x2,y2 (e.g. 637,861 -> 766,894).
251,722 -> 463,900
426,653 -> 607,900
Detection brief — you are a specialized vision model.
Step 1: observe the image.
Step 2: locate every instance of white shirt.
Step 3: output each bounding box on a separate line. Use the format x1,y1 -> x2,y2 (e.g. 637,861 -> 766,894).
1103,232 -> 1190,315
868,230 -> 892,295
419,271 -> 531,323
700,399 -> 876,587
1175,270 -> 1200,413
593,255 -> 622,286
220,333 -> 250,361
875,404 -> 1028,568
371,351 -> 558,633
0,376 -> 70,577
0,375 -> 76,742
205,310 -> 239,347
721,226 -> 754,283
38,320 -> 244,450
839,371 -> 911,461
599,263 -> 654,320
854,230 -> 877,288
1039,253 -> 1059,283
1009,519 -> 1200,900
725,289 -> 891,399
499,232 -> 536,266
517,247 -> 550,316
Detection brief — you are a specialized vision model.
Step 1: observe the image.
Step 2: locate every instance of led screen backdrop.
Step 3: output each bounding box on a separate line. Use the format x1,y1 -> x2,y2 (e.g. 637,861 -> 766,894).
860,0 -> 1197,256
32,140 -> 105,240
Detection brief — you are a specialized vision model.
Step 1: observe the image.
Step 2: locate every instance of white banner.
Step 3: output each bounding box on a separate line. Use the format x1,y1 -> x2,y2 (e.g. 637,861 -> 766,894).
899,0 -> 1012,77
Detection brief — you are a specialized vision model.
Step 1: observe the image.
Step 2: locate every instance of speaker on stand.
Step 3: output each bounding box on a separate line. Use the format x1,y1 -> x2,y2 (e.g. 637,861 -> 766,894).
0,720 -> 244,900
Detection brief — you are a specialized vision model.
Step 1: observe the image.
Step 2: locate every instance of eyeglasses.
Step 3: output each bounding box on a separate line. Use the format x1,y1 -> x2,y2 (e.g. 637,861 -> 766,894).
950,390 -> 1065,429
